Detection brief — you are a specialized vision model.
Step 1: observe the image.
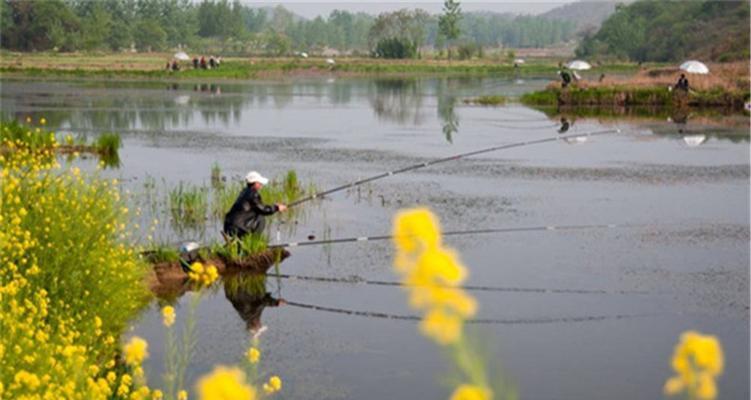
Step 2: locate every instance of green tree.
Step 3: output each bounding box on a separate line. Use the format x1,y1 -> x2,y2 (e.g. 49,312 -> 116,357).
133,19 -> 166,51
438,0 -> 461,59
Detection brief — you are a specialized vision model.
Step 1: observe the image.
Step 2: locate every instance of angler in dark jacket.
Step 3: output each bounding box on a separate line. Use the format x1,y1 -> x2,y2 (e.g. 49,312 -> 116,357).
223,171 -> 287,238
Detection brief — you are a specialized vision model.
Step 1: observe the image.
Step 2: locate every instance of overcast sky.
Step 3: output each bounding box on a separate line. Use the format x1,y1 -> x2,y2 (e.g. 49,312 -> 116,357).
238,1 -> 580,18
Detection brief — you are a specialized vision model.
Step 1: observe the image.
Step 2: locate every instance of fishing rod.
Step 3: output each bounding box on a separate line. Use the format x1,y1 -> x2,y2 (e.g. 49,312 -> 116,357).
285,300 -> 661,325
287,128 -> 621,208
268,223 -> 627,249
270,273 -> 654,296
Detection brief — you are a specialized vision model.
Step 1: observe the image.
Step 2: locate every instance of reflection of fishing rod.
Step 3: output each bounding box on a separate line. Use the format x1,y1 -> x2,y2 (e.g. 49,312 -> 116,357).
271,273 -> 653,296
285,300 -> 661,325
288,128 -> 620,208
269,223 -> 628,249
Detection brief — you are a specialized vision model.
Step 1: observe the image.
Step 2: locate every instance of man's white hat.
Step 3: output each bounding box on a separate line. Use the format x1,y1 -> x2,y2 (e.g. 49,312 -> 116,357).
245,171 -> 269,185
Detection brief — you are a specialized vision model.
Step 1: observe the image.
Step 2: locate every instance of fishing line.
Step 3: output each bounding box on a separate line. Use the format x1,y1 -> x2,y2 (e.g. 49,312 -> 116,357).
269,223 -> 627,249
288,128 -> 620,208
270,273 -> 653,296
285,300 -> 660,325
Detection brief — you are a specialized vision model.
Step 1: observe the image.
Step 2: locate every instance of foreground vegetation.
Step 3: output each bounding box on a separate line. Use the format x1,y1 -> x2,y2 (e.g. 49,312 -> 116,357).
0,120 -> 150,398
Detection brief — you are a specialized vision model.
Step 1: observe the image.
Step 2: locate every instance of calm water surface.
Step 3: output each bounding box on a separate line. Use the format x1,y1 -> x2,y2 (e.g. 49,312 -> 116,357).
1,77 -> 749,399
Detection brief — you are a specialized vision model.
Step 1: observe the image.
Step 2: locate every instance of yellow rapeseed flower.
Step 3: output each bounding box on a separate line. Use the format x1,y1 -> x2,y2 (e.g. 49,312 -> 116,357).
664,330 -> 724,400
420,308 -> 462,345
162,306 -> 176,327
177,390 -> 188,400
196,366 -> 256,400
450,384 -> 492,400
269,376 -> 282,391
123,336 -> 149,365
246,347 -> 260,364
188,262 -> 219,287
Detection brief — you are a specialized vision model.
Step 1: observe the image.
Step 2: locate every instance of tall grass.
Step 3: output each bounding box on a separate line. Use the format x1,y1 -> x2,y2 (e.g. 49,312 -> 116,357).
95,132 -> 122,168
168,183 -> 209,229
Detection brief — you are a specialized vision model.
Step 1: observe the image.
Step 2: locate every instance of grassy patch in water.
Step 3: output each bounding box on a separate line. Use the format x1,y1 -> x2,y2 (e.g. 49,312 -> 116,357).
168,182 -> 209,229
463,95 -> 508,106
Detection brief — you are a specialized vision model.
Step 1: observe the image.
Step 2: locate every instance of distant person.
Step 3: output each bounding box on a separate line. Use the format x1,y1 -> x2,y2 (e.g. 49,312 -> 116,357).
558,117 -> 571,134
559,68 -> 572,88
209,56 -> 216,69
171,60 -> 180,71
599,73 -> 606,82
674,74 -> 689,91
223,171 -> 287,239
193,57 -> 199,69
165,61 -> 171,71
200,56 -> 207,70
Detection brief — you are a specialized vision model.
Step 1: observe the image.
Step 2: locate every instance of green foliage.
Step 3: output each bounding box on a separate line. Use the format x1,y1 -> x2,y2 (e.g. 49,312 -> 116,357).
94,132 -> 121,167
576,0 -> 750,62
438,0 -> 462,53
168,182 -> 209,228
373,37 -> 417,59
368,9 -> 429,58
464,95 -> 508,106
211,233 -> 268,262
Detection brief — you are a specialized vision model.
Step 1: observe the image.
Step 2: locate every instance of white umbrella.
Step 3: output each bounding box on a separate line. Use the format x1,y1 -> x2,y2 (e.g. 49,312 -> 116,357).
566,60 -> 592,70
514,58 -> 525,64
299,52 -> 309,58
174,51 -> 190,61
326,58 -> 336,65
683,134 -> 707,147
679,60 -> 709,74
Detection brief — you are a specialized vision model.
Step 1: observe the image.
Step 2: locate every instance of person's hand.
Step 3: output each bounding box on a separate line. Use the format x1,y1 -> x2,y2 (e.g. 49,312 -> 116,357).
277,204 -> 287,212
279,299 -> 287,306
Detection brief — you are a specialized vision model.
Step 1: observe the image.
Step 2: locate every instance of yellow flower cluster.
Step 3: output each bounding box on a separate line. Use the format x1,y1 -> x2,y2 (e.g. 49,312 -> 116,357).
246,347 -> 260,364
196,366 -> 256,400
392,208 -> 477,345
188,262 -> 219,287
262,376 -> 282,395
392,208 -> 493,400
450,385 -> 493,400
664,330 -> 724,400
0,120 -> 151,399
162,306 -> 176,327
124,336 -> 149,366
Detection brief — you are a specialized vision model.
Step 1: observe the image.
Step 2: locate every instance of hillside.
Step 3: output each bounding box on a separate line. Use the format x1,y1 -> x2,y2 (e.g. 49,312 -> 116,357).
540,1 -> 622,32
576,0 -> 750,62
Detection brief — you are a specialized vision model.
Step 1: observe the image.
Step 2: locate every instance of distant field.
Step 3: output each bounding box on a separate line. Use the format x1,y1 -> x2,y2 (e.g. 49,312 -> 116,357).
0,52 -> 646,80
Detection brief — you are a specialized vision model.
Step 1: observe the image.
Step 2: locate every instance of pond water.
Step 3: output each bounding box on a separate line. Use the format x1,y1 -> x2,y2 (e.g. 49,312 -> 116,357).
2,76 -> 749,399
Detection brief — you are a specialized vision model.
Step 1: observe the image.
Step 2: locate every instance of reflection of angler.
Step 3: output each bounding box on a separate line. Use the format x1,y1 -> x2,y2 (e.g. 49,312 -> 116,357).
224,282 -> 285,338
558,117 -> 571,134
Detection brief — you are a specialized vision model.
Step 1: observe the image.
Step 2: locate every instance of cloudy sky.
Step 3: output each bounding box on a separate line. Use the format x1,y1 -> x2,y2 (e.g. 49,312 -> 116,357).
240,1 -> 580,18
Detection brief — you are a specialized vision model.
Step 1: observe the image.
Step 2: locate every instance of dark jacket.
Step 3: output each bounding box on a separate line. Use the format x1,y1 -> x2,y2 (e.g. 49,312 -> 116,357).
224,185 -> 278,230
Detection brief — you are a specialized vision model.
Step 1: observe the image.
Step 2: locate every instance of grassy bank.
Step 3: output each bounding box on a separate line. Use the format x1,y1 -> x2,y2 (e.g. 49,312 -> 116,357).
521,62 -> 750,110
0,52 -> 646,79
521,86 -> 748,109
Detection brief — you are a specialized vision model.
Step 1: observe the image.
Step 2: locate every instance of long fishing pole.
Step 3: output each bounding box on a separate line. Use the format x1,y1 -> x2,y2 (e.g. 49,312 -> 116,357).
287,128 -> 620,208
268,223 -> 627,249
285,300 -> 660,325
270,273 -> 654,296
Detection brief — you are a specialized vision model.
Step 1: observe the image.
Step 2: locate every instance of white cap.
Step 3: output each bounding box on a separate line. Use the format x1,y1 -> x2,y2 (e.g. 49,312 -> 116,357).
245,171 -> 269,185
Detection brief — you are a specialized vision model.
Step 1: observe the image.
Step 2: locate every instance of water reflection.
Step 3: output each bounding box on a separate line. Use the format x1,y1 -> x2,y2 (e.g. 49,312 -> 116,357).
369,78 -> 424,124
224,272 -> 285,338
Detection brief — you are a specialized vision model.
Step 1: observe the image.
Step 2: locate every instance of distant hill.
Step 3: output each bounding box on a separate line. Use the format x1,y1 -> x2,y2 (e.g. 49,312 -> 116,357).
540,1 -> 622,32
576,0 -> 750,62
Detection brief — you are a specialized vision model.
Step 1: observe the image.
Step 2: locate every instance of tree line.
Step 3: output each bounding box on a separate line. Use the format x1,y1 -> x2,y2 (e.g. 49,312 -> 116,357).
1,0 -> 578,57
576,0 -> 750,62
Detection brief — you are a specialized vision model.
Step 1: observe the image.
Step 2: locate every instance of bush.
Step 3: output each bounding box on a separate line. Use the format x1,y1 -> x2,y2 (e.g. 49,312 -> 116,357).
373,37 -> 417,59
